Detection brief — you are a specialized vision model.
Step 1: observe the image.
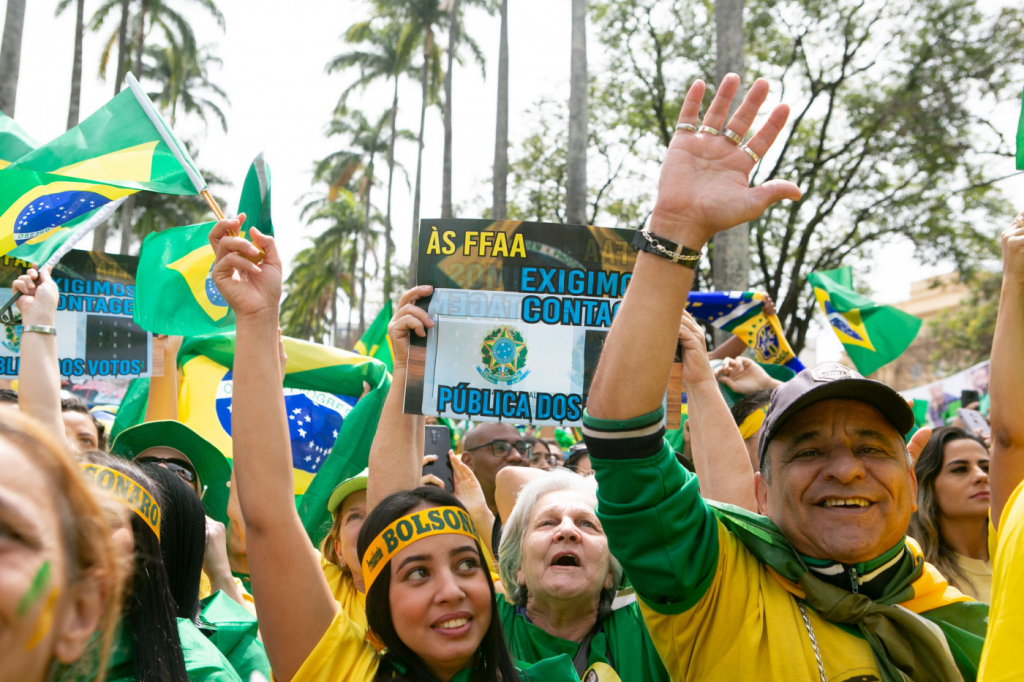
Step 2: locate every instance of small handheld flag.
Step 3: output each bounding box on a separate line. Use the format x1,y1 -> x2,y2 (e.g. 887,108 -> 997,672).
686,291 -> 805,371
134,154 -> 273,336
353,300 -> 394,372
807,266 -> 921,376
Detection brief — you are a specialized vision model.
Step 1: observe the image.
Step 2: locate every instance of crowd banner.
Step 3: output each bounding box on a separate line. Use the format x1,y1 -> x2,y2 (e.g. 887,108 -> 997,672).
901,359 -> 991,427
404,219 -> 638,427
0,250 -> 153,379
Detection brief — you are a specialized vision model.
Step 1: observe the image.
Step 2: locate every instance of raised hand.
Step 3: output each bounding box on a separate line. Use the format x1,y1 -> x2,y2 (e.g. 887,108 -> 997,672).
388,286 -> 434,368
715,356 -> 782,395
1003,213 -> 1024,285
678,311 -> 715,388
652,75 -> 802,248
209,214 -> 282,320
13,266 -> 59,326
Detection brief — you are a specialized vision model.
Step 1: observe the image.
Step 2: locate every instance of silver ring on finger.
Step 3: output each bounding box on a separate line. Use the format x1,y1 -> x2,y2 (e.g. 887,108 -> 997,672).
675,123 -> 698,133
741,145 -> 761,163
698,125 -> 721,136
723,128 -> 744,145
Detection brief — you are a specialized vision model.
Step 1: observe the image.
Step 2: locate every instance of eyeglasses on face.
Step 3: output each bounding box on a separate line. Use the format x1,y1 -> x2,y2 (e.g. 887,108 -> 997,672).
466,439 -> 533,459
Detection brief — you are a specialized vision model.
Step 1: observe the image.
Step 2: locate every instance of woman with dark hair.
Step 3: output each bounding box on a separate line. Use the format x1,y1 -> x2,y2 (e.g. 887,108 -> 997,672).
75,453 -> 254,682
212,217 -> 587,681
908,426 -> 992,601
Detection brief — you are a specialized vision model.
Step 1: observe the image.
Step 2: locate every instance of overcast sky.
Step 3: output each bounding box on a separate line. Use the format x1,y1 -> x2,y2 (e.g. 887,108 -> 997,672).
6,0 -> 1023,364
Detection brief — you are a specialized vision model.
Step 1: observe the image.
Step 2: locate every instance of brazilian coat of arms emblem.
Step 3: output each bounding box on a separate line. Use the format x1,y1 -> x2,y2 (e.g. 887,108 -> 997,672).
477,326 -> 530,385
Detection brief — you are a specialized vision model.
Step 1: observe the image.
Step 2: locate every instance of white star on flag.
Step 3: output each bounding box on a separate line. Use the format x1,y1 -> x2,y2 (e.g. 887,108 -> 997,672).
332,430 -> 338,438
298,428 -> 306,438
305,416 -> 311,423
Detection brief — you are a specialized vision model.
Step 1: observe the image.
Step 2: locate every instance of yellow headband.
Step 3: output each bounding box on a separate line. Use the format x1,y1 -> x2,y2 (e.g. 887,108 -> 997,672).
361,506 -> 480,592
739,405 -> 769,441
81,464 -> 161,540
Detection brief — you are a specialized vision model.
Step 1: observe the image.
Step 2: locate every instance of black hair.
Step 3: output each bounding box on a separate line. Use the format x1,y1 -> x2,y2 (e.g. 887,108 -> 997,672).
138,462 -> 206,622
0,388 -> 18,404
730,389 -> 774,428
62,396 -> 108,450
564,443 -> 589,473
84,452 -> 188,682
357,487 -> 520,682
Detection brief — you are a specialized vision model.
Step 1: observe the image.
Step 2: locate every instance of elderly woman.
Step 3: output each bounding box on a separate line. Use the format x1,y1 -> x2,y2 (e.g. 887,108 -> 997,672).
497,469 -> 668,681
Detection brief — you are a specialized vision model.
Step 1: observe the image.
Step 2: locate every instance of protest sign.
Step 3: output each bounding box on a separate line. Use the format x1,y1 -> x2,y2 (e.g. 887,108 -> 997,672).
404,219 -> 638,427
901,359 -> 991,427
0,250 -> 153,379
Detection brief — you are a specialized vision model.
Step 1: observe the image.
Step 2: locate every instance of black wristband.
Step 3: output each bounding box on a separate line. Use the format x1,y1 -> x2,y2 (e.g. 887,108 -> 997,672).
631,229 -> 702,269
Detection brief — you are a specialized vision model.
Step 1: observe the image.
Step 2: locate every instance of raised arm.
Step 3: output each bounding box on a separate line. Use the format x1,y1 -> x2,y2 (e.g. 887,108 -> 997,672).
679,312 -> 756,511
145,335 -> 182,422
14,267 -> 65,442
587,76 -> 799,421
210,216 -> 336,682
365,286 -> 432,510
989,218 -> 1024,529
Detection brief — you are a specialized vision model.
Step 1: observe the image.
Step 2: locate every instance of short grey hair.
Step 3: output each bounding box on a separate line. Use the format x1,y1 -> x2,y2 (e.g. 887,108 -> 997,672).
497,468 -> 623,615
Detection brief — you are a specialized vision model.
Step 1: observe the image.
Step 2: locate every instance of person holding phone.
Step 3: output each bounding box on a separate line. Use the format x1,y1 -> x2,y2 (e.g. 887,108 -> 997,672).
909,427 -> 992,601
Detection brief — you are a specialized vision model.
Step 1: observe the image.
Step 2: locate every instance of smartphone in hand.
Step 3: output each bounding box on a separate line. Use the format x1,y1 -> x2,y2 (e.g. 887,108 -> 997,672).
422,425 -> 454,492
957,408 -> 990,439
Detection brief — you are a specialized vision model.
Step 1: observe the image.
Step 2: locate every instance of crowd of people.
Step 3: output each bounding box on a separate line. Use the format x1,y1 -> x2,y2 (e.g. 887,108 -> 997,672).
3,74 -> 1022,682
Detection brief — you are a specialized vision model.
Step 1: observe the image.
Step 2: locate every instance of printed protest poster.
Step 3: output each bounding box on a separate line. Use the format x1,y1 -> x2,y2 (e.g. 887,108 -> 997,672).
0,250 -> 153,380
404,219 -> 638,427
902,359 -> 991,426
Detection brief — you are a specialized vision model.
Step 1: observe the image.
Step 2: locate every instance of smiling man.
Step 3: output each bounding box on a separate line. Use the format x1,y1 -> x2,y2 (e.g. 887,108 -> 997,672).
584,75 -> 988,682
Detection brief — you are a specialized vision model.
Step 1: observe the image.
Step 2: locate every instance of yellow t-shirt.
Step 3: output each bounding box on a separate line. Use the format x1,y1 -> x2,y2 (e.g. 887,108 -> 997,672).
290,606 -> 381,682
641,522 -> 880,682
978,479 -> 1024,681
320,555 -> 367,632
953,554 -> 992,603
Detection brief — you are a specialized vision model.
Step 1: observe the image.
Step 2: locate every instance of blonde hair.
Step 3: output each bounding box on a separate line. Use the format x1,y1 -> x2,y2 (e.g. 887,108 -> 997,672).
0,411 -> 125,682
319,510 -> 348,571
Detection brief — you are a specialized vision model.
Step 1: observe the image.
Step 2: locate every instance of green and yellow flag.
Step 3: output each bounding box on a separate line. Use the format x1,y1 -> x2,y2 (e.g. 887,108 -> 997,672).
134,155 -> 273,336
0,112 -> 36,167
353,300 -> 394,372
176,333 -> 390,510
0,79 -> 202,258
808,266 -> 922,376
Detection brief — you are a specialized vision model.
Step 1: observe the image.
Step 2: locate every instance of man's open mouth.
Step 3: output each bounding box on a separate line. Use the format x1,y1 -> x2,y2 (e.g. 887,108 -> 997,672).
818,497 -> 873,508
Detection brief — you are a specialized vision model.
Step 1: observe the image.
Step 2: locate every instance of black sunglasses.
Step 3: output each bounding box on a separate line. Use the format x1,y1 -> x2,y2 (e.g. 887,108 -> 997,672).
136,455 -> 200,488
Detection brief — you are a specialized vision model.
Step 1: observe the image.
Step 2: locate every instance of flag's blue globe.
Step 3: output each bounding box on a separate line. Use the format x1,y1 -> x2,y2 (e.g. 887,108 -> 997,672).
215,370 -> 358,474
14,191 -> 111,245
205,263 -> 226,307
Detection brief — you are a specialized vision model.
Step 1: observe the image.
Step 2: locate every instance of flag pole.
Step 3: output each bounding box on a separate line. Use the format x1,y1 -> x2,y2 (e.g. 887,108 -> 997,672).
0,196 -> 129,325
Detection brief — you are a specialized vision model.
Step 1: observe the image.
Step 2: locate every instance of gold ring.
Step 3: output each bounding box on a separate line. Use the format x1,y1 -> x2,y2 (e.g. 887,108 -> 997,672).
698,125 -> 721,136
741,145 -> 761,163
675,123 -> 698,133
723,128 -> 744,145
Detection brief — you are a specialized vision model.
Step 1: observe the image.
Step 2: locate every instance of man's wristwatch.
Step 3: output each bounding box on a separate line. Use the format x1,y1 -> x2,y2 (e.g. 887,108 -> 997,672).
631,229 -> 702,269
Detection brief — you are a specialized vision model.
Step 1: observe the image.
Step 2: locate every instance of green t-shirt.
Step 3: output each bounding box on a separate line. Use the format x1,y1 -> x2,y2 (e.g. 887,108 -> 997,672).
198,591 -> 270,681
496,594 -> 669,681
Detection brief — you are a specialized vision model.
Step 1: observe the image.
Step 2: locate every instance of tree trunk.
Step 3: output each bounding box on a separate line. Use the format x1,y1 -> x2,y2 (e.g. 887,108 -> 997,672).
408,26 -> 434,287
0,0 -> 27,116
359,161 -> 374,339
66,0 -> 86,129
566,0 -> 588,226
441,0 -> 459,219
94,0 -> 131,252
384,77 -> 399,304
331,243 -> 341,347
346,233 -> 358,347
491,0 -> 509,220
118,5 -> 146,257
711,0 -> 747,343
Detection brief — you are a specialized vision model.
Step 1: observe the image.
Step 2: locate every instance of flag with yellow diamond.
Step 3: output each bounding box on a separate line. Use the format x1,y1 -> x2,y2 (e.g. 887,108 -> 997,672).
0,84 -> 202,259
133,155 -> 273,336
808,266 -> 922,376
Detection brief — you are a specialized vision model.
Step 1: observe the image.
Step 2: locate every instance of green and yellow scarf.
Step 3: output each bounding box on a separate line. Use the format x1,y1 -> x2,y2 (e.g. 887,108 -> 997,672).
710,502 -> 988,682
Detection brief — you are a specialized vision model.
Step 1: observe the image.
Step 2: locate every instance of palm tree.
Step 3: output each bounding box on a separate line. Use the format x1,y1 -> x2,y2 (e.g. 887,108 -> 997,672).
565,0 -> 588,225
88,0 -> 226,253
144,43 -> 228,130
491,0 -> 509,219
327,20 -> 414,304
0,0 -> 27,115
56,0 -> 88,129
441,0 -> 459,219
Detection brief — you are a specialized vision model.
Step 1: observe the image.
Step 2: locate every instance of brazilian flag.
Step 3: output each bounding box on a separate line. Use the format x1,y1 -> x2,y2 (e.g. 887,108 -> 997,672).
808,266 -> 922,376
353,300 -> 394,372
134,154 -> 273,336
0,112 -> 36,167
0,83 -> 201,258
176,332 -> 391,544
687,291 -> 805,372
